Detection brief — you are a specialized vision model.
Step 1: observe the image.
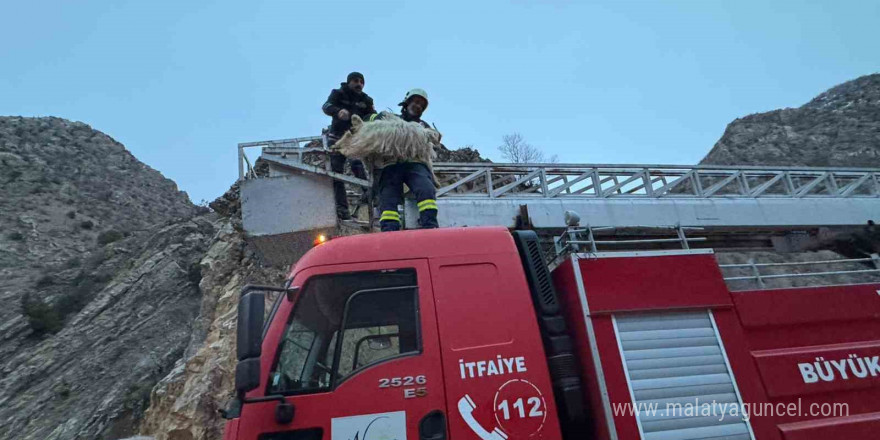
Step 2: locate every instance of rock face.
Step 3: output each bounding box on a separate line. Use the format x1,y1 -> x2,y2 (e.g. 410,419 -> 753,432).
139,219 -> 286,440
701,74 -> 880,167
0,217 -> 216,439
0,116 -> 205,439
435,144 -> 491,163
1,116 -> 198,337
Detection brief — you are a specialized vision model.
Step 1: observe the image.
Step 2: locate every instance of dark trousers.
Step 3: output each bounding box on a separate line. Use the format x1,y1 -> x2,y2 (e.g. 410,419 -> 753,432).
377,162 -> 438,232
329,152 -> 366,215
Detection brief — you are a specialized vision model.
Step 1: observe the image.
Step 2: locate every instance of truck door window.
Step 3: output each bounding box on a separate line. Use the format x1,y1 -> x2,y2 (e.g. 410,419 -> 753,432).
268,270 -> 417,395
334,286 -> 419,383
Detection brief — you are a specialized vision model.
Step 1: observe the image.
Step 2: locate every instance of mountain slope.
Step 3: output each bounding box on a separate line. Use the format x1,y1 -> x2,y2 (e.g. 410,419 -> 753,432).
0,117 -> 207,439
701,74 -> 880,167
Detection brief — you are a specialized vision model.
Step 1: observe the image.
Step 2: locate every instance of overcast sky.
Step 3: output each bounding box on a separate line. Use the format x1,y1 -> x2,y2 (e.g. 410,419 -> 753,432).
2,0 -> 878,203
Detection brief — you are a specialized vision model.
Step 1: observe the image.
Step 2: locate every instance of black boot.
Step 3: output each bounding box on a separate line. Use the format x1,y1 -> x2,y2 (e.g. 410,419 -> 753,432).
418,209 -> 438,229
336,206 -> 352,220
380,220 -> 401,232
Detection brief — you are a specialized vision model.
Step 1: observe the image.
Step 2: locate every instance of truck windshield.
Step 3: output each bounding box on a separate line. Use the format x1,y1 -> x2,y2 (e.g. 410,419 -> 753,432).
268,269 -> 419,395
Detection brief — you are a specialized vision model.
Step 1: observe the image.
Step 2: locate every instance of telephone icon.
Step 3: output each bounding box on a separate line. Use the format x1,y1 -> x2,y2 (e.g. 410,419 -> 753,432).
457,394 -> 508,440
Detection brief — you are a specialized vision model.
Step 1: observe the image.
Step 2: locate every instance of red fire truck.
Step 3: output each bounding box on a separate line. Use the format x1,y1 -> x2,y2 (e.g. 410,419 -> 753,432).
221,226 -> 880,440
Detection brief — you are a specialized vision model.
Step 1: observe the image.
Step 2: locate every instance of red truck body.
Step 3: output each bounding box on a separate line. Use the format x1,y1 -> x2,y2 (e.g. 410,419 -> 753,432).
224,227 -> 880,440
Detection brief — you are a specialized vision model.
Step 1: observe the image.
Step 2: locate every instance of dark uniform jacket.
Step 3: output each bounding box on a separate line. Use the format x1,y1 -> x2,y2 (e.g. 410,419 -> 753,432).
322,83 -> 376,136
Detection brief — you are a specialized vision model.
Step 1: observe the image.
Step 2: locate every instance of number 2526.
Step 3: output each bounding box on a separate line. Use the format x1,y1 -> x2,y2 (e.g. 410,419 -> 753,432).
379,375 -> 426,388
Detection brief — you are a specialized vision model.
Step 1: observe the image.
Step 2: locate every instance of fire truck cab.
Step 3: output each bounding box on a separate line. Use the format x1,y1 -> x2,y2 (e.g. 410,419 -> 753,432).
223,226 -> 880,440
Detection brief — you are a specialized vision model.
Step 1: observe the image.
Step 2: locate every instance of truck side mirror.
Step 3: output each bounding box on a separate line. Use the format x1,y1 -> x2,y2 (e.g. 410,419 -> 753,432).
235,289 -> 265,394
235,358 -> 261,394
237,290 -> 265,360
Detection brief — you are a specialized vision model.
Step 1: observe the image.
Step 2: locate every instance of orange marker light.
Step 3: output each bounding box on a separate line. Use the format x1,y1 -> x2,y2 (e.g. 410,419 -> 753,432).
313,234 -> 328,246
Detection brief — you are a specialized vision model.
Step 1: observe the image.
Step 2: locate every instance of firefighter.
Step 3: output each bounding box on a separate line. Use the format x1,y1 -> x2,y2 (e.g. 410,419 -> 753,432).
322,72 -> 376,220
370,88 -> 440,232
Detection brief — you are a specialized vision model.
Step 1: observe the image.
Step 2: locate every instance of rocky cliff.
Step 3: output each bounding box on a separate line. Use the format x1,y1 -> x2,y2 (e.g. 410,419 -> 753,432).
701,74 -> 880,167
0,117 -> 211,439
137,214 -> 286,440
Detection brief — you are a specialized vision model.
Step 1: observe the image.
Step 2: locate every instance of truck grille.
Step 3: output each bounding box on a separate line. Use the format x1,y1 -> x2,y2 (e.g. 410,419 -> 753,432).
613,310 -> 754,440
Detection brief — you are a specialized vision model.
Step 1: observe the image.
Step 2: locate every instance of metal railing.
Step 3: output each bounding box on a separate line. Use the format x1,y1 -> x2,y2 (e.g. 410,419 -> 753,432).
555,224 -> 707,255
719,253 -> 880,288
237,137 -> 880,200
238,136 -> 324,180
434,163 -> 880,199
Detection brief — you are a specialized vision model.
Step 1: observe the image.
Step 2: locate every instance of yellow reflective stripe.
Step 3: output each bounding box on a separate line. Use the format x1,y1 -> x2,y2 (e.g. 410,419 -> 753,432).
380,211 -> 400,221
418,199 -> 438,211
368,113 -> 379,122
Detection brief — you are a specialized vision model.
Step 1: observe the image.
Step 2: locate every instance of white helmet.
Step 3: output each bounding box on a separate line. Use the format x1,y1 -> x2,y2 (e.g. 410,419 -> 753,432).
399,88 -> 429,108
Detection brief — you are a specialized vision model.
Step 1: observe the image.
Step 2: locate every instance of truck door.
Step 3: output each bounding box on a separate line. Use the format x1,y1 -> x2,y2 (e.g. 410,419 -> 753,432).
237,262 -> 447,440
429,255 -> 564,440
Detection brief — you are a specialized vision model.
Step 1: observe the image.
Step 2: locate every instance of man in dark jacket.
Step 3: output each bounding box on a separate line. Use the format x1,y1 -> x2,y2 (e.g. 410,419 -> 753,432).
322,72 -> 376,220
367,88 -> 440,232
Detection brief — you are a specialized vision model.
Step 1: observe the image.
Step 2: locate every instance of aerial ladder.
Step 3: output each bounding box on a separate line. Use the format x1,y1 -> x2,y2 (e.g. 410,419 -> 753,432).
236,135 -> 880,282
